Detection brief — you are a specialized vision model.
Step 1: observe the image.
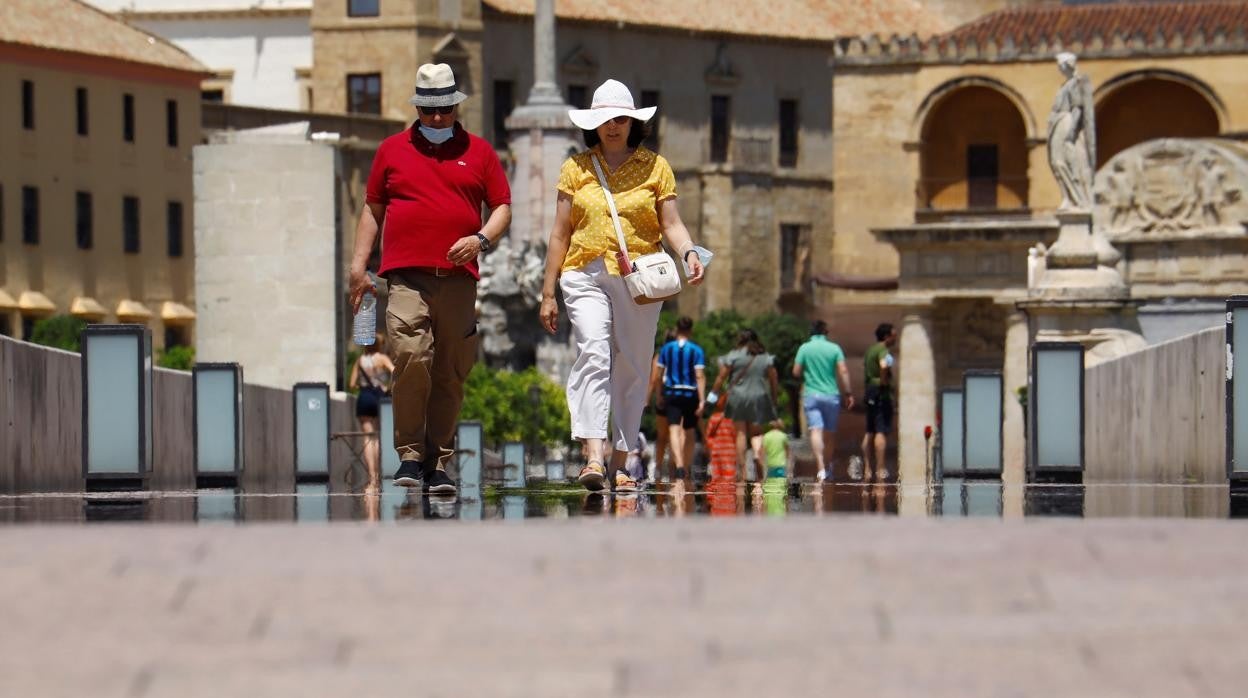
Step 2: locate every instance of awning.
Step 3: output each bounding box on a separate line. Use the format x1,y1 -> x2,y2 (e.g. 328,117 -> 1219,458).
18,291 -> 56,315
70,296 -> 108,320
115,299 -> 153,321
160,301 -> 196,324
0,289 -> 16,310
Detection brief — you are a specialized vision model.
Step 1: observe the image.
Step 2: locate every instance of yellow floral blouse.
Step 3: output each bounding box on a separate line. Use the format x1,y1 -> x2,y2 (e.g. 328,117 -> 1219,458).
556,145 -> 677,275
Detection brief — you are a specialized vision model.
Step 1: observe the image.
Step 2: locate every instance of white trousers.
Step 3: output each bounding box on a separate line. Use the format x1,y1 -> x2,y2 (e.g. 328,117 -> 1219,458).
561,258 -> 662,452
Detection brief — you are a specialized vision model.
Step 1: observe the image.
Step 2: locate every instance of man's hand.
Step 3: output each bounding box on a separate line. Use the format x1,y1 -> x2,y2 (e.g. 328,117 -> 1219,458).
695,400 -> 705,417
539,295 -> 559,335
349,266 -> 375,313
448,235 -> 484,266
843,394 -> 856,411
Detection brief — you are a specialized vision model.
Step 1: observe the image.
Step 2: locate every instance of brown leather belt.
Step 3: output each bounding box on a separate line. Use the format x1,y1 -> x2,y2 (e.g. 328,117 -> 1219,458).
407,265 -> 473,278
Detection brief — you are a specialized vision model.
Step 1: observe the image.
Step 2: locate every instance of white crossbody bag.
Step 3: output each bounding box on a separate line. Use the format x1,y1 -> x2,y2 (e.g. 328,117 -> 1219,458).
590,154 -> 682,305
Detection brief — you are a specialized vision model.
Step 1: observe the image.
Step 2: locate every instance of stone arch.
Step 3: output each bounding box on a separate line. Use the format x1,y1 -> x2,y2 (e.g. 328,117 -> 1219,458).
916,79 -> 1032,211
911,76 -> 1038,143
1094,69 -> 1224,168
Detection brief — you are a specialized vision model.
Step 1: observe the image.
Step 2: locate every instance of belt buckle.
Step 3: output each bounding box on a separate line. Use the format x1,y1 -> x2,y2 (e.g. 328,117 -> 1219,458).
434,266 -> 450,277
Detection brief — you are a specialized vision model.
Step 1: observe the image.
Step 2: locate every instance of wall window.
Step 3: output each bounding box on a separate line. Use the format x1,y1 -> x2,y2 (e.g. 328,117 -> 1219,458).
21,316 -> 37,342
710,95 -> 731,163
566,85 -> 588,110
492,80 -> 513,147
0,315 -> 10,337
164,325 -> 189,350
21,80 -> 34,130
76,87 -> 89,136
347,0 -> 379,17
123,196 -> 140,253
167,201 -> 183,258
346,73 -> 381,115
640,90 -> 660,150
76,192 -> 93,250
780,224 -> 801,291
123,93 -> 135,142
779,99 -> 799,168
166,100 -> 178,147
202,88 -> 225,103
966,144 -> 999,209
21,186 -> 38,244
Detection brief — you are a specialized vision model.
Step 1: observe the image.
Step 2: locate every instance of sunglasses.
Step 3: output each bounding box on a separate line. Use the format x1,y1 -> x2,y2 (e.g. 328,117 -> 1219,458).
419,105 -> 455,115
607,115 -> 632,125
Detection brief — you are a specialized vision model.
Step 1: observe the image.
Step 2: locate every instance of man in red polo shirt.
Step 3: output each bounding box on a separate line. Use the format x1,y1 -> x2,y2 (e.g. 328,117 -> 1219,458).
348,63 -> 511,495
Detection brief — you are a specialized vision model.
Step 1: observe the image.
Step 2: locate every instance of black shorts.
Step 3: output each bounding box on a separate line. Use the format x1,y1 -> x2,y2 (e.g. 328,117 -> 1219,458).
662,394 -> 700,428
356,386 -> 383,418
864,386 -> 894,434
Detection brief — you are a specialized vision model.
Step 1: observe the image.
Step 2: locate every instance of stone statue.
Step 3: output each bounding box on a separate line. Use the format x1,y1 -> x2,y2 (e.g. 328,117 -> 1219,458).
1047,52 -> 1096,211
477,238 -> 556,369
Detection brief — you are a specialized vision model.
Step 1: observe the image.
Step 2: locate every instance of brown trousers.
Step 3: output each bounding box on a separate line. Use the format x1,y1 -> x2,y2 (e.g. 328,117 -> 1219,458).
385,269 -> 478,469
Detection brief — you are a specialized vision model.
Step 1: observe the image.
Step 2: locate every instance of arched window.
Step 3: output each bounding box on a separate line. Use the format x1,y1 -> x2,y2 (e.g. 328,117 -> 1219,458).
1095,73 -> 1221,168
919,85 -> 1029,211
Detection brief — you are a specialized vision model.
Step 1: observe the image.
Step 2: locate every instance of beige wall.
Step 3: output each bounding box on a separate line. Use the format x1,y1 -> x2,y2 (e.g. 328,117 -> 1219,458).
830,52 -> 1248,297
311,0 -> 485,131
0,53 -> 200,348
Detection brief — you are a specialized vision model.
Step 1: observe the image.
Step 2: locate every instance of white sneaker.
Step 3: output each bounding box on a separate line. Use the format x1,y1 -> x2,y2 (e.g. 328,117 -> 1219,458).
815,469 -> 827,483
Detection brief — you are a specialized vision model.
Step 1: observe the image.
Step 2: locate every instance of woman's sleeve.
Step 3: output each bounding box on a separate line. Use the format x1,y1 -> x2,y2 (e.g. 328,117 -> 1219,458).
655,156 -> 677,202
556,157 -> 579,197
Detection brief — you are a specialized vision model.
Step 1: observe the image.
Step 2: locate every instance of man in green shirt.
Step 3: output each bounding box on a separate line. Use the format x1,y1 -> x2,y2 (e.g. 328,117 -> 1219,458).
793,320 -> 854,482
862,323 -> 897,483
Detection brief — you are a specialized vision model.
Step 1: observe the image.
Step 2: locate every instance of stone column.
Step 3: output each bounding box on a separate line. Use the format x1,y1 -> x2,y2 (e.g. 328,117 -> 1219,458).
897,312 -> 936,486
1001,309 -> 1029,517
528,0 -> 561,106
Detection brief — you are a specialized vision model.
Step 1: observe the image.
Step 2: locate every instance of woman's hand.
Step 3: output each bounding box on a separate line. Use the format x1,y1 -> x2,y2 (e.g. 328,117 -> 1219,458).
684,253 -> 705,285
539,294 -> 559,334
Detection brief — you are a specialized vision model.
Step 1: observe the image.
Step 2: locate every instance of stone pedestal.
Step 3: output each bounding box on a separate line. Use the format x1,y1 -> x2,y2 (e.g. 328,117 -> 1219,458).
897,312 -> 936,486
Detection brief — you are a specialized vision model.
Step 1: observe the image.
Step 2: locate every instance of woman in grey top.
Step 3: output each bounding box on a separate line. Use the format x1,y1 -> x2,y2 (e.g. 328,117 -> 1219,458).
710,329 -> 780,485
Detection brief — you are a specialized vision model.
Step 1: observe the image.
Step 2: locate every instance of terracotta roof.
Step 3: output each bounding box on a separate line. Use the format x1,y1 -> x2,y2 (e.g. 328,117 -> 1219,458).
941,1 -> 1248,46
483,0 -> 949,42
0,0 -> 206,74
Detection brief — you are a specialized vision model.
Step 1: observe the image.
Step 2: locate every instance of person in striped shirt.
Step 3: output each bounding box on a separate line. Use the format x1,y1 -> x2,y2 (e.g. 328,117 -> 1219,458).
654,316 -> 706,491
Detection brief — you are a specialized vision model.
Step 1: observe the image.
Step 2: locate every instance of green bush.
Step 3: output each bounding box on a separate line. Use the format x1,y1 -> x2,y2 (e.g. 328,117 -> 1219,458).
158,345 -> 195,371
459,365 -> 572,451
29,315 -> 87,352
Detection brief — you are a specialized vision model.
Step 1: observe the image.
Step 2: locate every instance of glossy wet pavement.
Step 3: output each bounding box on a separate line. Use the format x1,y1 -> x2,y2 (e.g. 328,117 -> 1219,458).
4,483 -> 1248,697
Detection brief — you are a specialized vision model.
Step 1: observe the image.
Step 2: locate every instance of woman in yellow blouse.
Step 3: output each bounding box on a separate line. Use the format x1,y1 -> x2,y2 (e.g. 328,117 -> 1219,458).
539,79 -> 705,493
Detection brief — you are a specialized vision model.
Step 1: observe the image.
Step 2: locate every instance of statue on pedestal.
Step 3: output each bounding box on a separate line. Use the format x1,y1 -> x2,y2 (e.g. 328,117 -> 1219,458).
1047,52 -> 1096,212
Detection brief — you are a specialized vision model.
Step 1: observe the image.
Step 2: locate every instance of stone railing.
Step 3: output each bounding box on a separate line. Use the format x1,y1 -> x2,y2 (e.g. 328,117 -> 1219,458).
834,27 -> 1248,67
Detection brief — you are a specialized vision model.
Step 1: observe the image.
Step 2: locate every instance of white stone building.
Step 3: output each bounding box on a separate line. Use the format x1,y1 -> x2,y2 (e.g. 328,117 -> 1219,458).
84,0 -> 312,111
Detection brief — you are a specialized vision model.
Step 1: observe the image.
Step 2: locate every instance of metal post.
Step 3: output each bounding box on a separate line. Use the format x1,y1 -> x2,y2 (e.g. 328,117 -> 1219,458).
1029,342 -> 1085,482
192,362 -> 244,486
962,370 -> 1004,478
81,324 -> 152,489
292,382 -> 330,482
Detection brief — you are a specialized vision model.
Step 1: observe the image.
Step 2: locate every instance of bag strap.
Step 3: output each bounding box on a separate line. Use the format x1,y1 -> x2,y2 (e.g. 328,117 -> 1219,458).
590,153 -> 632,269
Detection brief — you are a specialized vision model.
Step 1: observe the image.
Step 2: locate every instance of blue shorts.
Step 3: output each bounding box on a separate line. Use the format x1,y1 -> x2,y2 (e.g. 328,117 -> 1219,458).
803,393 -> 841,431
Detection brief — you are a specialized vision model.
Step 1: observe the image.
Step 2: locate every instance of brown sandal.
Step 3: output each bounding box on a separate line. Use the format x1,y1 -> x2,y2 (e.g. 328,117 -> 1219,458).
577,460 -> 606,491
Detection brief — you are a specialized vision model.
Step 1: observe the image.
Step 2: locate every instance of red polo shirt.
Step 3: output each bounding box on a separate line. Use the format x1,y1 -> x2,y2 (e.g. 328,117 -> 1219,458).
366,124 -> 511,279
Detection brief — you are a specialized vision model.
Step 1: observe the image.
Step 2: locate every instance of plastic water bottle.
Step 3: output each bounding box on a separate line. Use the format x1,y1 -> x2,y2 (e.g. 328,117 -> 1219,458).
353,292 -> 376,345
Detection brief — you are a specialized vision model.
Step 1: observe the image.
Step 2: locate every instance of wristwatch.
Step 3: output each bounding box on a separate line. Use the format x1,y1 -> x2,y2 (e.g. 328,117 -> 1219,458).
476,232 -> 490,252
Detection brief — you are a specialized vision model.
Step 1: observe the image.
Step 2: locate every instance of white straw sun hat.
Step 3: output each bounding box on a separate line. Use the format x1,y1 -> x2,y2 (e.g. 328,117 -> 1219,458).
408,63 -> 468,107
567,79 -> 657,130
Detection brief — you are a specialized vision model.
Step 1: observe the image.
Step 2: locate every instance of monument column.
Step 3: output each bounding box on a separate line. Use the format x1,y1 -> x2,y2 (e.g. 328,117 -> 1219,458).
897,311 -> 936,486
1001,309 -> 1029,516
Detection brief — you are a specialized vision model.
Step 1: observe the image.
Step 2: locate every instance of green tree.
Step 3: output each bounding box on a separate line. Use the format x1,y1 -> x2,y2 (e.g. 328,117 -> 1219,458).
459,365 -> 572,452
29,315 -> 87,352
158,345 -> 195,371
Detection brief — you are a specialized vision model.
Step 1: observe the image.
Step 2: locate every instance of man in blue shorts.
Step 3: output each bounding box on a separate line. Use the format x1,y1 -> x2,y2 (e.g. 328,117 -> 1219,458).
655,316 -> 705,490
793,320 -> 854,482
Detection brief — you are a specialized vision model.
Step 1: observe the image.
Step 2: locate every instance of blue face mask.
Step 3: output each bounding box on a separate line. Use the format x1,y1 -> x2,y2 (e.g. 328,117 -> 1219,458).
419,124 -> 454,144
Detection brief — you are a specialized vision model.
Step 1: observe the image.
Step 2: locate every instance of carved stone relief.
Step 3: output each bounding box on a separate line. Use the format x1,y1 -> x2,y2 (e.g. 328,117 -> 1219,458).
1095,139 -> 1248,240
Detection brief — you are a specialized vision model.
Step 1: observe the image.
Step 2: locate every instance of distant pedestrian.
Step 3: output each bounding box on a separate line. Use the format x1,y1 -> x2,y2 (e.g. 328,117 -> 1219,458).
348,332 -> 394,494
704,399 -> 738,483
647,328 -> 679,482
760,419 -> 790,481
862,322 -> 897,483
793,320 -> 854,482
709,328 -> 779,484
654,316 -> 706,493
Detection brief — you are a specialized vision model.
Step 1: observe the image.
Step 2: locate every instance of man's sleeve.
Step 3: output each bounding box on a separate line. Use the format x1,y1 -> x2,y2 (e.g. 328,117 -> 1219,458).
694,346 -> 705,369
794,345 -> 806,367
483,148 -> 512,208
365,142 -> 389,206
656,344 -> 668,368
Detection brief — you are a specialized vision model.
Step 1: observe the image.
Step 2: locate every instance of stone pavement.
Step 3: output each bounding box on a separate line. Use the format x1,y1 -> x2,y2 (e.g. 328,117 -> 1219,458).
2,516 -> 1247,697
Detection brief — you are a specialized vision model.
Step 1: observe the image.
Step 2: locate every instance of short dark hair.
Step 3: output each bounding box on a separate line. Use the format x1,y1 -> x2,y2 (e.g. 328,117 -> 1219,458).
582,118 -> 650,149
736,328 -> 766,356
676,316 -> 694,332
875,323 -> 894,341
810,320 -> 828,337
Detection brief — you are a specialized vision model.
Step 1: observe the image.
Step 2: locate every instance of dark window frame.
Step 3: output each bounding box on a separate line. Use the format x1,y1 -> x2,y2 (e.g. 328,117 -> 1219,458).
780,223 -> 801,291
566,84 -> 588,110
779,98 -> 799,168
21,186 -> 38,245
966,143 -> 1000,209
76,87 -> 89,136
123,196 -> 140,254
710,95 -> 731,164
123,93 -> 135,143
165,99 -> 178,147
202,88 -> 225,103
346,73 -> 382,115
346,0 -> 379,17
167,200 -> 184,258
21,80 -> 34,130
76,191 -> 93,250
492,79 -> 514,148
640,90 -> 660,150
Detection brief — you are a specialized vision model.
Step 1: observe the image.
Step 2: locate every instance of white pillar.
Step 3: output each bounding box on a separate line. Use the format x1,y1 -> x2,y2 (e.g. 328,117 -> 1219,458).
1001,309 -> 1029,516
897,312 -> 936,486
